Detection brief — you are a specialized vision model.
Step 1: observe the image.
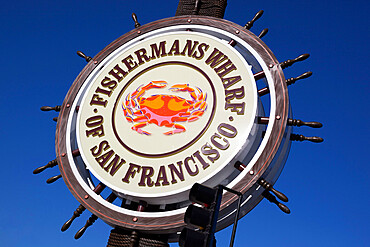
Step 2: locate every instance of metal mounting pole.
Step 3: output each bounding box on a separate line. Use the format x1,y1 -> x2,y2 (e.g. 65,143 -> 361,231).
219,185 -> 243,247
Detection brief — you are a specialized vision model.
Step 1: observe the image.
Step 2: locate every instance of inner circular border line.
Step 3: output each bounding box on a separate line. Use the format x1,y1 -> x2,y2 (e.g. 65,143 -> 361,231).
111,61 -> 217,158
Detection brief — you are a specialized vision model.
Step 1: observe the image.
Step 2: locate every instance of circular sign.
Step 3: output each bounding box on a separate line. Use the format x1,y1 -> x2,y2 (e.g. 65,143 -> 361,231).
56,16 -> 291,240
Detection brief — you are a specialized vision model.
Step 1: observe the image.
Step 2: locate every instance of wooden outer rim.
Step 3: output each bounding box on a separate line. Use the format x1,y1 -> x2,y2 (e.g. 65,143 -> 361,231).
56,15 -> 288,234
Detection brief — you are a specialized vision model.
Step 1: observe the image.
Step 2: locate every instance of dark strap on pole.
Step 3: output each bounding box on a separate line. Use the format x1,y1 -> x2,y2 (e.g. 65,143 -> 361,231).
107,228 -> 131,247
175,0 -> 227,18
107,228 -> 169,247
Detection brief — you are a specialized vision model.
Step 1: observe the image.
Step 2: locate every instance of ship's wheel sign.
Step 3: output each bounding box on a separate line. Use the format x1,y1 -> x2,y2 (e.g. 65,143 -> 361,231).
76,31 -> 258,204
36,12 -> 323,243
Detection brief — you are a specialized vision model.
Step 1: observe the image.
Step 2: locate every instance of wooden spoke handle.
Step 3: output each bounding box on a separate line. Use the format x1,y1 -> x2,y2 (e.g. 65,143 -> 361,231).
40,105 -> 61,112
46,174 -> 62,184
33,159 -> 57,174
290,134 -> 324,143
280,54 -> 310,69
132,13 -> 141,28
258,28 -> 268,38
259,179 -> 288,202
77,51 -> 92,62
262,190 -> 290,214
61,183 -> 106,231
244,10 -> 264,30
288,119 -> 323,128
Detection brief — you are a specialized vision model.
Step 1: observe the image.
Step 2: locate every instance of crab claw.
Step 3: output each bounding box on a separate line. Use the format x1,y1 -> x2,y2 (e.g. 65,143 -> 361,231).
170,84 -> 198,100
169,84 -> 193,92
132,81 -> 167,99
144,81 -> 167,89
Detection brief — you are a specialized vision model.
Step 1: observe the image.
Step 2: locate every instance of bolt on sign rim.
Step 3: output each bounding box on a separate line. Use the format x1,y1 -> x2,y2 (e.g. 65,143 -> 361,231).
56,15 -> 290,240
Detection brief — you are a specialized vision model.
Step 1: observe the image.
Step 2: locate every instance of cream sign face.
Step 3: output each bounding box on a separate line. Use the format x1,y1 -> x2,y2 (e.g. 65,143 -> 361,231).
76,31 -> 257,203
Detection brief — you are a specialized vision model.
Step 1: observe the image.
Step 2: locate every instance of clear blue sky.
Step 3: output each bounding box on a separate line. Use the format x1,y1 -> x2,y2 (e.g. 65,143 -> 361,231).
1,0 -> 369,246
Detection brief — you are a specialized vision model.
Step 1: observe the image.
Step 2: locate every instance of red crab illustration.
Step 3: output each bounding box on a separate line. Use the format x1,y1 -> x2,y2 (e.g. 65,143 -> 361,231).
122,81 -> 207,135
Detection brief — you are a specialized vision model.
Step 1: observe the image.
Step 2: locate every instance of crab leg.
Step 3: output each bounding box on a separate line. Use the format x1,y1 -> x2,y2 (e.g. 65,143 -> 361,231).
187,116 -> 199,122
175,117 -> 190,122
132,81 -> 167,99
122,96 -> 136,115
197,92 -> 206,101
132,122 -> 151,135
131,115 -> 147,122
169,84 -> 198,100
163,123 -> 186,135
